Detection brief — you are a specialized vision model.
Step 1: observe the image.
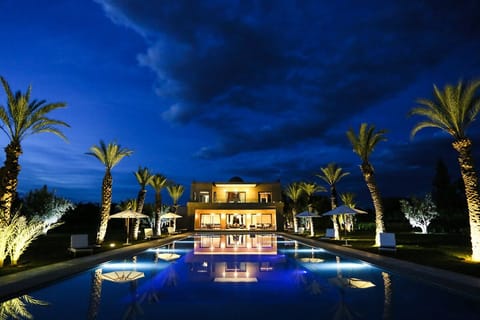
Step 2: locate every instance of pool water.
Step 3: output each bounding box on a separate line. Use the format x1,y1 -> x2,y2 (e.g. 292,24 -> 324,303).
2,233 -> 479,319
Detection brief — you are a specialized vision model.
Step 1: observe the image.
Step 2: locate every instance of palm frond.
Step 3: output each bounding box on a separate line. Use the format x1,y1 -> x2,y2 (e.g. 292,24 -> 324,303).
410,79 -> 480,140
0,77 -> 69,143
149,174 -> 168,191
87,140 -> 133,169
134,167 -> 153,187
346,123 -> 386,162
317,163 -> 349,186
284,182 -> 304,202
166,184 -> 185,205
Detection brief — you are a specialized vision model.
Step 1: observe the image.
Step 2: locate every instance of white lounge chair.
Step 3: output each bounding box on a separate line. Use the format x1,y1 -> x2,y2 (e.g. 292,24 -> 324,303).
379,232 -> 397,251
144,228 -> 153,239
68,234 -> 94,257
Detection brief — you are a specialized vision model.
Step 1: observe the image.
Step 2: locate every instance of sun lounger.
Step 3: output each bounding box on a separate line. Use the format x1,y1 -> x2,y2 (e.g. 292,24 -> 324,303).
321,228 -> 335,239
379,232 -> 397,251
68,234 -> 94,257
144,228 -> 153,239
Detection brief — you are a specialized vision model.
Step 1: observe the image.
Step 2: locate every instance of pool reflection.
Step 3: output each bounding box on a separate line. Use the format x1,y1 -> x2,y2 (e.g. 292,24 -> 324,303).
11,233 -> 480,319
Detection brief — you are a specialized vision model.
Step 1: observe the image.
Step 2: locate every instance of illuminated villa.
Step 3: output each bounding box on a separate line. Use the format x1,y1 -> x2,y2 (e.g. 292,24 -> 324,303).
186,177 -> 285,231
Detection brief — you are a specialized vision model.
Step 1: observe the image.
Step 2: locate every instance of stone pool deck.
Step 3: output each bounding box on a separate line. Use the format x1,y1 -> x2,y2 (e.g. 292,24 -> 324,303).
1,232 -> 479,301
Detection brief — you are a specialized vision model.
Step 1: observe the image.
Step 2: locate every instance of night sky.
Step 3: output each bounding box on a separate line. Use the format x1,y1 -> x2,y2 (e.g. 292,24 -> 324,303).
1,0 -> 479,208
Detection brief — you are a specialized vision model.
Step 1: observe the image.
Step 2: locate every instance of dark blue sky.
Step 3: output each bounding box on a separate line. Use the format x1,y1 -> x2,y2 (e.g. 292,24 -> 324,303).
1,0 -> 479,208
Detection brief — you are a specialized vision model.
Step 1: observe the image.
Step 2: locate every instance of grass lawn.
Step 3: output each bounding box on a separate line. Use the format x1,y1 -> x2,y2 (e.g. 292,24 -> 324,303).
313,231 -> 480,278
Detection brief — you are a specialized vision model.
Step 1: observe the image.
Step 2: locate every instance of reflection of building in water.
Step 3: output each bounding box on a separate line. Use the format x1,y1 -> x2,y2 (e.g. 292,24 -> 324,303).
185,234 -> 284,282
194,234 -> 277,254
187,177 -> 284,231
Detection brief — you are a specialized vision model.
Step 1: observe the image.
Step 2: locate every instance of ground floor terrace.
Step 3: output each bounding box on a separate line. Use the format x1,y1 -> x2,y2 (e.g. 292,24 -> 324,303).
193,209 -> 277,231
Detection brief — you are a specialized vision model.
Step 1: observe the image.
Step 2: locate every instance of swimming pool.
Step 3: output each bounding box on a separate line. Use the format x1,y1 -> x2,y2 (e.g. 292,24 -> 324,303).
1,233 -> 479,319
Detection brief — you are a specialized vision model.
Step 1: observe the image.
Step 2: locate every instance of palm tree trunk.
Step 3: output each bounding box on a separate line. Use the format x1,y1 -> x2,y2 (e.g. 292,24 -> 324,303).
0,142 -> 22,225
133,189 -> 147,240
452,139 -> 480,261
292,208 -> 298,233
97,171 -> 112,244
361,163 -> 385,246
154,192 -> 162,235
330,186 -> 340,240
309,217 -> 314,236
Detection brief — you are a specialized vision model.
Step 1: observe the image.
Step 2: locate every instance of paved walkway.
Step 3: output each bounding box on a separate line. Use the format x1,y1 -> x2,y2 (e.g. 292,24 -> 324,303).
1,232 -> 479,301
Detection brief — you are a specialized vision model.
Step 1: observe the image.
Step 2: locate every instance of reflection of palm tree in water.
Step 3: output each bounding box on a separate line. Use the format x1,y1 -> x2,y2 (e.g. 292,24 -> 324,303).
123,279 -> 144,320
141,253 -> 161,304
295,247 -> 324,295
330,256 -> 360,320
0,295 -> 48,319
123,256 -> 144,319
140,253 -> 179,306
382,272 -> 392,320
87,268 -> 103,320
162,263 -> 179,288
294,267 -> 323,296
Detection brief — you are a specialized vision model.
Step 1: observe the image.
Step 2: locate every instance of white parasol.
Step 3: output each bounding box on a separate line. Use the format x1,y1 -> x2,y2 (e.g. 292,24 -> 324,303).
109,210 -> 150,244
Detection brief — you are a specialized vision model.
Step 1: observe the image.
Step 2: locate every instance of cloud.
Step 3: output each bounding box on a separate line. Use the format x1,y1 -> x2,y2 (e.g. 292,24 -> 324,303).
96,0 -> 480,163
87,0 -> 480,205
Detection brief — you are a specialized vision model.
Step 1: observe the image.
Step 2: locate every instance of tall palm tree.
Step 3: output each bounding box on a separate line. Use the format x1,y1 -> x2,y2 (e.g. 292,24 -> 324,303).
284,182 -> 304,233
132,167 -> 153,240
166,184 -> 184,208
346,123 -> 387,246
300,182 -> 325,236
87,140 -> 133,244
316,163 -> 350,240
118,199 -> 137,243
340,192 -> 356,208
410,79 -> 480,261
0,77 -> 69,224
340,192 -> 357,232
166,184 -> 184,233
149,174 -> 168,235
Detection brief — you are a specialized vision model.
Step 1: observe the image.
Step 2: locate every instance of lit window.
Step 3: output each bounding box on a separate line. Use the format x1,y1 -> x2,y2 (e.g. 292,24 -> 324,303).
258,192 -> 272,203
227,192 -> 246,203
200,191 -> 210,203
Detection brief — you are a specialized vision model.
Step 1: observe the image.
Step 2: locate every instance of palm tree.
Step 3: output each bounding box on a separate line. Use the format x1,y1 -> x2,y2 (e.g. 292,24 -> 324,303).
166,184 -> 184,209
132,167 -> 153,240
117,199 -> 137,243
87,140 -> 133,244
0,77 -> 69,224
284,182 -> 304,233
410,79 -> 480,261
166,184 -> 184,232
149,174 -> 168,235
346,123 -> 387,246
300,182 -> 325,236
316,163 -> 350,240
340,192 -> 357,232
